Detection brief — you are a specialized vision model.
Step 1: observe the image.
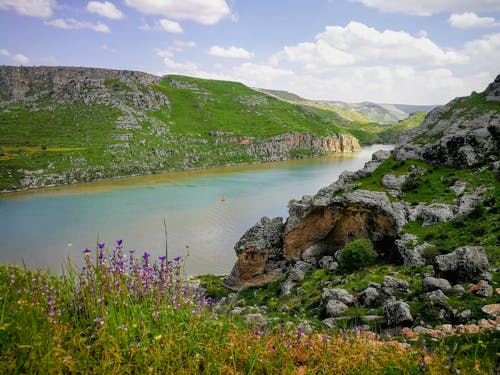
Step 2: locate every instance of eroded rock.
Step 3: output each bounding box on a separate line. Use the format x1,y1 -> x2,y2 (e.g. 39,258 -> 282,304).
434,246 -> 489,282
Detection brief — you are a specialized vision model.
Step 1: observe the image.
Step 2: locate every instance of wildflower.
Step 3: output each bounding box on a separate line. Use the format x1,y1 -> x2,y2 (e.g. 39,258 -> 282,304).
152,311 -> 159,320
155,335 -> 162,341
142,252 -> 150,260
159,255 -> 166,262
83,248 -> 91,256
116,239 -> 123,246
174,256 -> 182,262
98,243 -> 105,250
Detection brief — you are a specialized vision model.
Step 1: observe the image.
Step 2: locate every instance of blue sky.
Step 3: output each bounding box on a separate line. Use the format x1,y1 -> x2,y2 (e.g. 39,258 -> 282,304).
1,0 -> 500,104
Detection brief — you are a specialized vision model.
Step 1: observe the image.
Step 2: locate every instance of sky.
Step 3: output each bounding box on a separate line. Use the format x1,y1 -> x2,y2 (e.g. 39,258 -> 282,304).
1,0 -> 500,105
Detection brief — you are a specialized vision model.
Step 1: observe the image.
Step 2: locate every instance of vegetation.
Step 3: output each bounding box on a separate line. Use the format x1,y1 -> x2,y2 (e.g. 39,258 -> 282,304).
1,245 -> 496,374
338,239 -> 378,272
0,74 -> 425,191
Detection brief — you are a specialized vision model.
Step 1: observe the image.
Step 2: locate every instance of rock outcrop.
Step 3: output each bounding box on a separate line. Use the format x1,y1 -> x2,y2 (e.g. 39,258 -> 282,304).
434,246 -> 489,282
393,73 -> 500,168
248,132 -> 361,161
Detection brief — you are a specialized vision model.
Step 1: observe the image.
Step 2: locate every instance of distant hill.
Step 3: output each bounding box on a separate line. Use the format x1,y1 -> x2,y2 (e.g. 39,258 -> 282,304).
259,88 -> 435,124
0,66 -> 361,191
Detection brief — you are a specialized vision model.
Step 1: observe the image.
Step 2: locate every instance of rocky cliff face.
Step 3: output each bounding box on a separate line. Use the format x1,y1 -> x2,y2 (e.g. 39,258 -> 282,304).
0,66 -> 168,111
224,74 -> 500,291
248,132 -> 360,161
393,74 -> 500,168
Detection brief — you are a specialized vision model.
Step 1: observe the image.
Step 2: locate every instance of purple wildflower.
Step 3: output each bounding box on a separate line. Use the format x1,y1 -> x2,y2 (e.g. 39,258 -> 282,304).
83,248 -> 91,254
159,256 -> 166,262
98,243 -> 105,250
142,252 -> 150,260
174,256 -> 182,262
116,239 -> 123,246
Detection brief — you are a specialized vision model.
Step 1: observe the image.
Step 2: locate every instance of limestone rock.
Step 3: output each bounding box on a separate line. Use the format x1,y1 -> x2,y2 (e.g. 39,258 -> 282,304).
381,174 -> 408,191
372,150 -> 391,162
395,234 -> 427,266
322,288 -> 355,305
426,289 -> 448,300
423,277 -> 452,293
223,216 -> 284,289
481,304 -> 500,317
383,297 -> 413,327
409,203 -> 455,226
381,276 -> 409,296
325,300 -> 348,317
434,246 -> 489,282
357,287 -> 381,307
393,74 -> 500,168
449,180 -> 467,196
469,280 -> 493,297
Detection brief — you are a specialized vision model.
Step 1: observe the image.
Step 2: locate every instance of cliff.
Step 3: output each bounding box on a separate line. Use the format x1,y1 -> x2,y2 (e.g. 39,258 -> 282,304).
223,74 -> 499,333
0,66 -> 361,191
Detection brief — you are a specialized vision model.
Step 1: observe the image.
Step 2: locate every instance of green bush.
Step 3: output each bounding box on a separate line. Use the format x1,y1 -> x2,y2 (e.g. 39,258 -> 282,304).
339,239 -> 378,272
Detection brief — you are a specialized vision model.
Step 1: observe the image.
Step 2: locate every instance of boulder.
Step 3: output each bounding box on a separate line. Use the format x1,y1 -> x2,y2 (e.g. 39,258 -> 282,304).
434,246 -> 489,282
223,216 -> 285,289
381,276 -> 409,296
469,280 -> 493,297
426,289 -> 448,300
325,300 -> 348,317
381,173 -> 408,191
383,297 -> 413,327
357,287 -> 381,307
481,304 -> 500,317
395,234 -> 427,266
423,276 -> 452,293
322,288 -> 355,305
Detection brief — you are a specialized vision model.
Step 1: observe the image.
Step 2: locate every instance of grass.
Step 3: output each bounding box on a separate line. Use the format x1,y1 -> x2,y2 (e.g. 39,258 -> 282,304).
1,73 -> 424,190
1,243 -> 495,374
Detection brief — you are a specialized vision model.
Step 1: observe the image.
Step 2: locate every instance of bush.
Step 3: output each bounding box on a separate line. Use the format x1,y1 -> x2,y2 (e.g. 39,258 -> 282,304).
338,239 -> 378,272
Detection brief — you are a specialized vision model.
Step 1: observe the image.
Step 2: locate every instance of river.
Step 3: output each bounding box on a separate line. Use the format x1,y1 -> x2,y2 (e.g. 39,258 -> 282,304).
0,145 -> 393,275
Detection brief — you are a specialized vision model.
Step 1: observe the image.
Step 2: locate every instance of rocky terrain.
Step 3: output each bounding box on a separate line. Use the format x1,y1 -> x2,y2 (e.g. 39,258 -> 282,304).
219,74 -> 500,338
0,66 -> 363,192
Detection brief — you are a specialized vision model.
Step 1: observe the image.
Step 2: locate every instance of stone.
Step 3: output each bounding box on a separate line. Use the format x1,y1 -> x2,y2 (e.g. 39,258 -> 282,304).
325,300 -> 348,317
381,174 -> 408,191
223,216 -> 284,289
322,288 -> 355,305
381,276 -> 409,296
319,256 -> 335,269
449,180 -> 467,196
453,284 -> 466,294
372,150 -> 391,162
409,203 -> 455,226
289,268 -> 305,282
456,324 -> 480,334
423,276 -> 452,293
478,319 -> 497,329
426,289 -> 448,300
357,287 -> 381,307
469,280 -> 493,297
434,246 -> 489,282
393,74 -> 500,168
383,297 -> 413,327
395,234 -> 427,266
322,318 -> 337,331
482,304 -> 500,317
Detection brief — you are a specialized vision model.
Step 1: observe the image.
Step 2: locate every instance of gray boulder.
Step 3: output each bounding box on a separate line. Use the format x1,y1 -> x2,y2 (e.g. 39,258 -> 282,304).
325,300 -> 348,317
395,233 -> 427,266
475,280 -> 493,298
449,180 -> 467,196
409,203 -> 455,226
383,297 -> 413,326
423,276 -> 452,292
357,287 -> 381,307
434,246 -> 489,282
426,289 -> 449,300
319,256 -> 335,269
381,276 -> 409,295
322,288 -> 355,305
381,173 -> 408,191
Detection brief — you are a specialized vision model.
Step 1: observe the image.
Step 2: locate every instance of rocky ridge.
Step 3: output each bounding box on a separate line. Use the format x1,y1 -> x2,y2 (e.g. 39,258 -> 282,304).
0,66 -> 361,191
222,74 -> 500,333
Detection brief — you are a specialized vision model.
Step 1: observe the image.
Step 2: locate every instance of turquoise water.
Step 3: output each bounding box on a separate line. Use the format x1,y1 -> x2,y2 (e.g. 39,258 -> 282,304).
0,145 -> 392,275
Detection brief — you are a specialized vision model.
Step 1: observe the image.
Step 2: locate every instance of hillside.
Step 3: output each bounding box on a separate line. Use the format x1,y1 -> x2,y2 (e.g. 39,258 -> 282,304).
259,88 -> 435,124
0,66 -> 362,192
218,74 -> 500,368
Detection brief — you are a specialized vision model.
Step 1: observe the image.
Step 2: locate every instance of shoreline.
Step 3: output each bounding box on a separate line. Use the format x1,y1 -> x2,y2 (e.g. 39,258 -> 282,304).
0,145 -> 392,199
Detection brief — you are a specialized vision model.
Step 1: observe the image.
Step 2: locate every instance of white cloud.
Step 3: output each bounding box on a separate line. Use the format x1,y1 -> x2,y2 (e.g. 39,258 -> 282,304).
86,1 -> 124,20
11,53 -> 30,64
352,0 -> 500,16
155,48 -> 174,59
208,45 -> 254,59
158,18 -> 183,33
45,18 -> 110,32
101,44 -> 118,53
124,0 -> 231,25
0,48 -> 30,64
271,22 -> 467,72
174,40 -> 196,49
0,0 -> 55,18
463,32 -> 500,72
449,12 -> 499,28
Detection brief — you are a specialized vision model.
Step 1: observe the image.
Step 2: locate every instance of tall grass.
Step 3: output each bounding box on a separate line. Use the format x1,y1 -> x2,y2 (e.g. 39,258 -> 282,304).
0,241 -> 492,373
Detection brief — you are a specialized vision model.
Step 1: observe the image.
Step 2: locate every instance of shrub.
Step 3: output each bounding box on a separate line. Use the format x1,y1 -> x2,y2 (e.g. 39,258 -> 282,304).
338,239 -> 378,272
